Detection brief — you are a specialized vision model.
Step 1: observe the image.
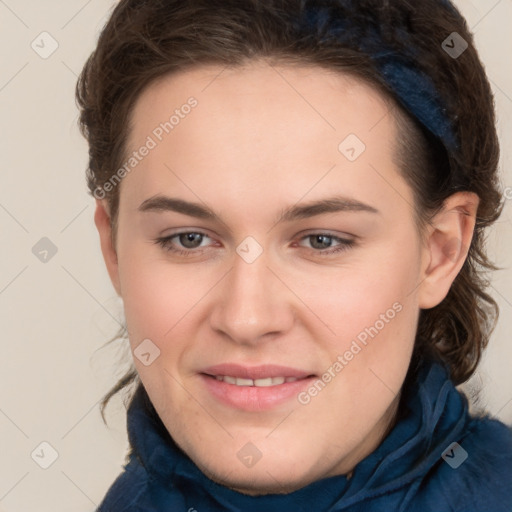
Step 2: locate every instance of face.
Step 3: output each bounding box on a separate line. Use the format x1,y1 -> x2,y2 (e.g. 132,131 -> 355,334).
94,60 -> 472,495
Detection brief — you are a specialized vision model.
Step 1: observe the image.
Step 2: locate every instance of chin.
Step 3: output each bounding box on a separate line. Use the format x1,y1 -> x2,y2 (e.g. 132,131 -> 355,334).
205,466 -> 312,496
184,438 -> 328,497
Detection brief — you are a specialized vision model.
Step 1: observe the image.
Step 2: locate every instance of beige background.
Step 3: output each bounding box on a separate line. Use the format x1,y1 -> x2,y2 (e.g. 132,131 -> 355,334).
0,1 -> 510,510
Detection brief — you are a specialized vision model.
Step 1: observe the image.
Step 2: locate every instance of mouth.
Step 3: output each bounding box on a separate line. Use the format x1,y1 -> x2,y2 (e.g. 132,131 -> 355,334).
199,363 -> 317,411
208,375 -> 303,387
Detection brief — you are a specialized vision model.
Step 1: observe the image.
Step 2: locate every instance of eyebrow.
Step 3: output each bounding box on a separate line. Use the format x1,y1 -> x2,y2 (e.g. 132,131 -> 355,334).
138,194 -> 379,224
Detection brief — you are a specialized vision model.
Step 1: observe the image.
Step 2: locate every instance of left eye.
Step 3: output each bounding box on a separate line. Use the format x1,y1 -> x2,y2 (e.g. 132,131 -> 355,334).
153,231 -> 355,256
299,233 -> 348,251
154,231 -> 212,255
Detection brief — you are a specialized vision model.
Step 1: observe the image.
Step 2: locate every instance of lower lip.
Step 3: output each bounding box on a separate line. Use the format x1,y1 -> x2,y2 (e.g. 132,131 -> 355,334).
200,374 -> 316,411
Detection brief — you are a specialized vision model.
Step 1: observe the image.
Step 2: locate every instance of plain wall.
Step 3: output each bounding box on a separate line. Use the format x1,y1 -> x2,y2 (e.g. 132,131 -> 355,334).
0,1 -> 510,510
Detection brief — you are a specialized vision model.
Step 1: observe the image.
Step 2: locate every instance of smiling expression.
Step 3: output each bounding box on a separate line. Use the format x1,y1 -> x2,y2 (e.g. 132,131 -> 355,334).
95,59 -> 450,495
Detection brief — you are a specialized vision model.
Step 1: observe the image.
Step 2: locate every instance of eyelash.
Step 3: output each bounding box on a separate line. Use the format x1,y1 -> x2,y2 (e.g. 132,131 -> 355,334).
153,231 -> 356,257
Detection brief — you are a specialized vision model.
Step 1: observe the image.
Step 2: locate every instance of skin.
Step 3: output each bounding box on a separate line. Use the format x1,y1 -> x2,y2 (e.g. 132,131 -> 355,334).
94,60 -> 479,495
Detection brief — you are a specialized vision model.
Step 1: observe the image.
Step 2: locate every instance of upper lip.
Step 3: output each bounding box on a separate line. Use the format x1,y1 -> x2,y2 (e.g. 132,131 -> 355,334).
201,363 -> 315,380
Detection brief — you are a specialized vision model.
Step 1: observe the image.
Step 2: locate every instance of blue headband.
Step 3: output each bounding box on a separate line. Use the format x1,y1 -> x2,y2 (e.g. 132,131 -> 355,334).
296,1 -> 461,153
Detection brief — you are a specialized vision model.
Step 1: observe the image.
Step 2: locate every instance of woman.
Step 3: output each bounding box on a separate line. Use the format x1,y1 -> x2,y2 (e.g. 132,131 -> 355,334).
76,0 -> 512,510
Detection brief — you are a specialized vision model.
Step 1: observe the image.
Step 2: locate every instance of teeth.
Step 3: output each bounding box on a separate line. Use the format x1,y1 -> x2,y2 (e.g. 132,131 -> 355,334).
235,378 -> 253,386
214,376 -> 300,387
254,377 -> 273,387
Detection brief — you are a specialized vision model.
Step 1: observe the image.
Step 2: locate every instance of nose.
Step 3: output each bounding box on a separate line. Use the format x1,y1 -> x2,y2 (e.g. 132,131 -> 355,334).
209,245 -> 294,346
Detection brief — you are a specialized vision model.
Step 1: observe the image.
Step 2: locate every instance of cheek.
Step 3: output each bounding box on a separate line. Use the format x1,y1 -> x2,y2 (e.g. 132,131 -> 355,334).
295,246 -> 420,426
116,241 -> 178,338
117,243 -> 218,350
121,268 -> 170,338
305,238 -> 420,360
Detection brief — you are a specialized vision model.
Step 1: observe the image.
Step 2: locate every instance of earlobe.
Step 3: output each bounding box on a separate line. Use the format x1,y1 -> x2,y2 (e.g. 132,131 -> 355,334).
417,192 -> 479,309
94,199 -> 122,296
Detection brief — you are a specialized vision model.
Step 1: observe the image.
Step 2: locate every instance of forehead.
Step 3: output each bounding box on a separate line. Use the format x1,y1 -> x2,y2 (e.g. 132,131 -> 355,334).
128,61 -> 393,139
120,61 -> 402,214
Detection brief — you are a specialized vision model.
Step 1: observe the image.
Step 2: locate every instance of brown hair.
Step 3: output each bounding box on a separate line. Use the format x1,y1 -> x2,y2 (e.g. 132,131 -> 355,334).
75,0 -> 503,422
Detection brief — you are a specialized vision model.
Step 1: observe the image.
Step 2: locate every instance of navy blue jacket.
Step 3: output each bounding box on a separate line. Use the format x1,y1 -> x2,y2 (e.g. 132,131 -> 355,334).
97,359 -> 512,511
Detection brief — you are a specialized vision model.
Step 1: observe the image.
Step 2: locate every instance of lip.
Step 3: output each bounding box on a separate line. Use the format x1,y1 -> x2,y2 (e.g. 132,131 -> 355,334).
200,364 -> 316,411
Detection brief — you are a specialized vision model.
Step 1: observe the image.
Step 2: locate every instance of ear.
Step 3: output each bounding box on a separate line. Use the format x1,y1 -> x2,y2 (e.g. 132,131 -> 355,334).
94,199 -> 122,296
417,191 -> 480,309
